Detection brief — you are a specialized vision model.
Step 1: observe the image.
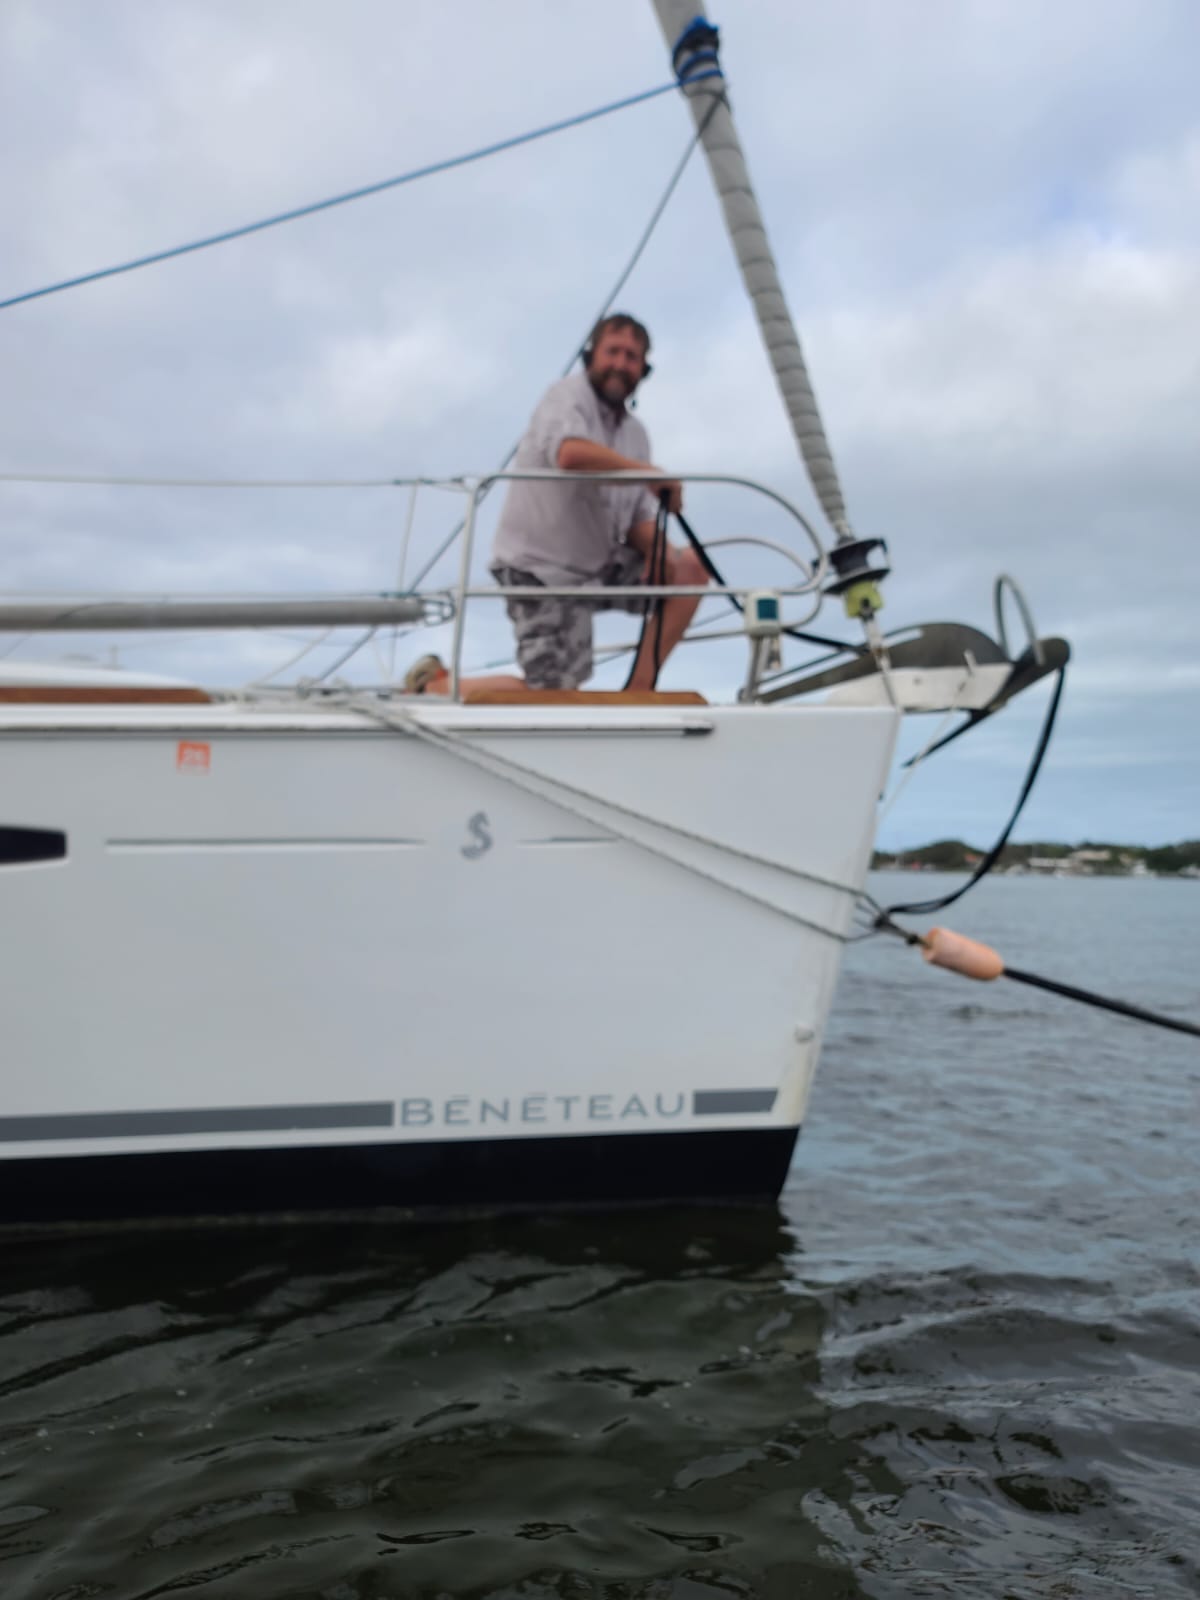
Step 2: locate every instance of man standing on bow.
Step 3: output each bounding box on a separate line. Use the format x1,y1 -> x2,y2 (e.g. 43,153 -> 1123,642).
404,313 -> 707,695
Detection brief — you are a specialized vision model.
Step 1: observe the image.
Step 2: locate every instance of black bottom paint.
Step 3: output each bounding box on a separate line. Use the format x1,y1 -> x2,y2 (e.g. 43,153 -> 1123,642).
0,1127 -> 801,1226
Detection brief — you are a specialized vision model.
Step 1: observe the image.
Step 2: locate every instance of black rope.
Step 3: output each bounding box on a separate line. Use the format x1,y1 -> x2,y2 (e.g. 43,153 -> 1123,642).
882,662 -> 1067,919
671,509 -> 863,655
624,498 -> 854,689
868,906 -> 1200,1038
632,509 -> 1173,1046
662,514 -> 1069,943
1002,966 -> 1200,1039
871,912 -> 1200,1039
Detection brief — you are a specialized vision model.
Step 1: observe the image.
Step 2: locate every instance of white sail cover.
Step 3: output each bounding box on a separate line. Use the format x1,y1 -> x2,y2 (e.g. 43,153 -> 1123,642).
651,2 -> 853,543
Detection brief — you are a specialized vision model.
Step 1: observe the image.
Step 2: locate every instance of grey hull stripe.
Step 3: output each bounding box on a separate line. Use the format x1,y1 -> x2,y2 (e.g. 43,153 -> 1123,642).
519,835 -> 611,846
107,838 -> 422,853
0,1102 -> 394,1143
693,1089 -> 778,1115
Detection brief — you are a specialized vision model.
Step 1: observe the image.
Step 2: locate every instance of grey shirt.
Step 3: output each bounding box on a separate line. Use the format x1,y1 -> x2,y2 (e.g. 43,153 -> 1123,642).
491,371 -> 658,586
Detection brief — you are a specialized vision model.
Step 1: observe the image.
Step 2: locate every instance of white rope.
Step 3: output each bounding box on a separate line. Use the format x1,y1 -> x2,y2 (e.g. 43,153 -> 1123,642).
344,694 -> 856,942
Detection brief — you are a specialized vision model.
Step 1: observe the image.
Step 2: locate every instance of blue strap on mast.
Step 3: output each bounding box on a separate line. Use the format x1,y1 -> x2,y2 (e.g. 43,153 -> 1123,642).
671,18 -> 725,86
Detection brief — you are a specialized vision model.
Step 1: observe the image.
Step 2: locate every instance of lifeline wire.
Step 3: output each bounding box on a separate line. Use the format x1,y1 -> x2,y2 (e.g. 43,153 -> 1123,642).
1,82 -> 680,312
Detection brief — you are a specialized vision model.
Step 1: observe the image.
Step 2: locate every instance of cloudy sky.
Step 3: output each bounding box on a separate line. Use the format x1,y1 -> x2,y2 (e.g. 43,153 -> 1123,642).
1,0 -> 1197,848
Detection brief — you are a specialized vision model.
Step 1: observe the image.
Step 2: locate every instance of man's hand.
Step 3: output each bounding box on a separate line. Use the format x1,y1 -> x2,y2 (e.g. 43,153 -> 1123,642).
650,472 -> 684,516
556,440 -> 683,513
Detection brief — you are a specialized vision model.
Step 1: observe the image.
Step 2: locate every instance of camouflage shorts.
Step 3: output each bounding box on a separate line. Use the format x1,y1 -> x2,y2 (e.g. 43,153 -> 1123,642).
491,547 -> 649,690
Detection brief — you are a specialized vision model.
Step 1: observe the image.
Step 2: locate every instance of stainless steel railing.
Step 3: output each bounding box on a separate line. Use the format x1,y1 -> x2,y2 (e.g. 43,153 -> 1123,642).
446,468 -> 828,696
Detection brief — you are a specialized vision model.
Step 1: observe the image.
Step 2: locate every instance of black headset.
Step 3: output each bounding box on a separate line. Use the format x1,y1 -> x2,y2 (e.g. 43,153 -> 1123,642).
581,316 -> 653,380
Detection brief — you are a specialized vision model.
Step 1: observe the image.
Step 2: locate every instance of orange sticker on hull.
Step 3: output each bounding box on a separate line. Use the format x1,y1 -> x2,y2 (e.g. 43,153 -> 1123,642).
176,740 -> 211,772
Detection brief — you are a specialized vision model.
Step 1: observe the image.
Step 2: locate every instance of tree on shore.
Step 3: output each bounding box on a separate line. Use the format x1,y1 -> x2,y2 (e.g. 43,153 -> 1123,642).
873,839 -> 1200,875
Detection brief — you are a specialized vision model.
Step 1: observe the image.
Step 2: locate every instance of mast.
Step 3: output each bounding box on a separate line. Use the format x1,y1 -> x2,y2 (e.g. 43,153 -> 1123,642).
650,3 -> 854,547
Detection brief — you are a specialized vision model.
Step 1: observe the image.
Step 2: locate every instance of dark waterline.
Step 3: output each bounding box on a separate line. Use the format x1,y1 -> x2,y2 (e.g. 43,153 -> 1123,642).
2,874 -> 1198,1597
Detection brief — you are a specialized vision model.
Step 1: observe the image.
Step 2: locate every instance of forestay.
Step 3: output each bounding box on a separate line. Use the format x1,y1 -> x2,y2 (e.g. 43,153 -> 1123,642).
650,1 -> 854,545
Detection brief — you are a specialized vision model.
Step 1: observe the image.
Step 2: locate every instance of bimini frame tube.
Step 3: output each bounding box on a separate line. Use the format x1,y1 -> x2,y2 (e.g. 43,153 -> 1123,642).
0,596 -> 428,631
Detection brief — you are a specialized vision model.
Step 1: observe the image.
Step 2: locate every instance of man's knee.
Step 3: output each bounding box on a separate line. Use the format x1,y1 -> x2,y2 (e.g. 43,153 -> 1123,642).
670,547 -> 709,588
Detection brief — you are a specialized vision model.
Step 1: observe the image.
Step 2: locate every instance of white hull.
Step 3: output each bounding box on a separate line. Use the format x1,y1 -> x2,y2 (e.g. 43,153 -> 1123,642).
0,698 -> 897,1220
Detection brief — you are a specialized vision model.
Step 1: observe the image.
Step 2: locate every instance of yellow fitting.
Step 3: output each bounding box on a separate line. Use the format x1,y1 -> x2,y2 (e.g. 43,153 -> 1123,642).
841,580 -> 884,620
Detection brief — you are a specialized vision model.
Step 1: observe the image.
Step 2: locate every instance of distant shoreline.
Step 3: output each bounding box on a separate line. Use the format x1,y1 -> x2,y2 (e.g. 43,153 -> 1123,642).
872,840 -> 1200,879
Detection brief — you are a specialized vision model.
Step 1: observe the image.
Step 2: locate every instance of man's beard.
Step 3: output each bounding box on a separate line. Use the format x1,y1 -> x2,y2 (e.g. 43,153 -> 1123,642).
589,367 -> 635,409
